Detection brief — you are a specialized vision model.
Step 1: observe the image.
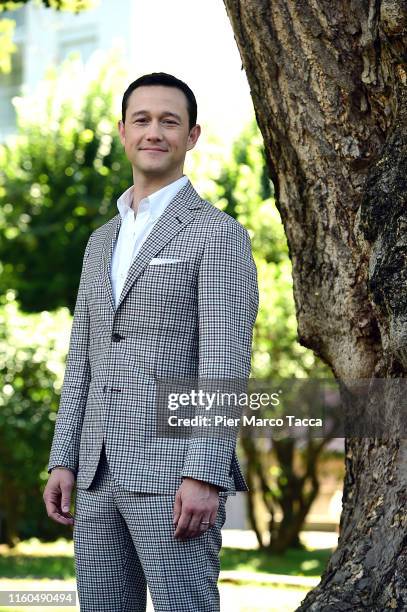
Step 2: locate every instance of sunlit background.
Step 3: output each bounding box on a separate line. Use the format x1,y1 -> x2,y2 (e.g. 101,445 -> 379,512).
0,0 -> 253,143
0,2 -> 344,611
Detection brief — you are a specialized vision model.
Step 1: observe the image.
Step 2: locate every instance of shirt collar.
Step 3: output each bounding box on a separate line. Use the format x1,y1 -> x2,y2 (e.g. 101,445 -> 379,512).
116,175 -> 189,220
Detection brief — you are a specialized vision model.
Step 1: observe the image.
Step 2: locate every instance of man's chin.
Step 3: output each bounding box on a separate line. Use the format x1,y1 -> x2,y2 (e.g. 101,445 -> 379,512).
135,163 -> 174,177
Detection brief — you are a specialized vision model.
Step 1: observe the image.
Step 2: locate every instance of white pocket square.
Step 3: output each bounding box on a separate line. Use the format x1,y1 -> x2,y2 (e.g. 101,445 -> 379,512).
149,257 -> 184,265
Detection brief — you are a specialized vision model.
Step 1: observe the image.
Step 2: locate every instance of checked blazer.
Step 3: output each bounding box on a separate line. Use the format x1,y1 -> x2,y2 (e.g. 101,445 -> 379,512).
48,179 -> 259,494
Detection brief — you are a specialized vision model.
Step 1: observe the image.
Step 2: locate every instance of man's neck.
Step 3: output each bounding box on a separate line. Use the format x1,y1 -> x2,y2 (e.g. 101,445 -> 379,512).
131,172 -> 184,213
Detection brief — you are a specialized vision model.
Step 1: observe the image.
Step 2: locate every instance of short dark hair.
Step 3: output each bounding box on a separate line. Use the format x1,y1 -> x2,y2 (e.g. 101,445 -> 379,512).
121,72 -> 197,130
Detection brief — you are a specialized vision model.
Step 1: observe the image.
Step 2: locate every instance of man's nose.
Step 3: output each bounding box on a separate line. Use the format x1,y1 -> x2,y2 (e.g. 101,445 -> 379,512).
145,120 -> 163,140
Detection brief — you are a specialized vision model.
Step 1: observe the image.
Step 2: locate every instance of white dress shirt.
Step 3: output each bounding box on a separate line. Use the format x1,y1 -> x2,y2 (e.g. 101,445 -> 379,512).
110,174 -> 189,308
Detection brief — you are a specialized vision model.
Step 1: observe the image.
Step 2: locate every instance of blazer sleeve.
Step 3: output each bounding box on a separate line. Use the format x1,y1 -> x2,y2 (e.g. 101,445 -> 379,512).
181,220 -> 259,490
47,233 -> 93,476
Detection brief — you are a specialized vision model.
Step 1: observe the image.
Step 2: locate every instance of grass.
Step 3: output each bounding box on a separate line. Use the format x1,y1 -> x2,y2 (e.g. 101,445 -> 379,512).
0,537 -> 331,581
221,546 -> 331,577
0,555 -> 74,580
0,539 -> 331,612
0,539 -> 75,580
0,582 -> 312,612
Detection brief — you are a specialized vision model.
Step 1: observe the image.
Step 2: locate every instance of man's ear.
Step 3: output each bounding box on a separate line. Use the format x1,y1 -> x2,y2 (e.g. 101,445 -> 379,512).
118,119 -> 125,145
187,124 -> 201,151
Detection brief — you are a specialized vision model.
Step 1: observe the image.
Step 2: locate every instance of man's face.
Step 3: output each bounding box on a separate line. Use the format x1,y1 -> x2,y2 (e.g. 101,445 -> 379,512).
118,85 -> 200,180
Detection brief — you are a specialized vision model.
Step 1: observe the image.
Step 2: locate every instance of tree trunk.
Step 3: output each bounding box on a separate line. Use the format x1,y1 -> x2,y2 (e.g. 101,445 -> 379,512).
224,1 -> 407,609
0,478 -> 20,547
270,438 -> 322,553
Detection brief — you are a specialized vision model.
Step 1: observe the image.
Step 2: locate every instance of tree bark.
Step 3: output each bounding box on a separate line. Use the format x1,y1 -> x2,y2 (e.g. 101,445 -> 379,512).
224,1 -> 407,609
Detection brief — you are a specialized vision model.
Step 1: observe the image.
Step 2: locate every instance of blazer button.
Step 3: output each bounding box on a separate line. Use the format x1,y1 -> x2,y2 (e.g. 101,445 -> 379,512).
112,332 -> 124,342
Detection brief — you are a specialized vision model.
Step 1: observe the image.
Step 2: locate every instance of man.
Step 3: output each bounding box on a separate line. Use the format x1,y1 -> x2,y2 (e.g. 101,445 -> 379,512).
43,72 -> 258,611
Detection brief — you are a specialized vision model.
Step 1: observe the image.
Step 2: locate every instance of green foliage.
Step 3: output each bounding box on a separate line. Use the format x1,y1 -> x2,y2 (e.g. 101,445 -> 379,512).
0,16 -> 15,72
0,1 -> 96,74
31,1 -> 96,9
0,2 -> 27,15
0,53 -> 131,313
0,290 -> 72,544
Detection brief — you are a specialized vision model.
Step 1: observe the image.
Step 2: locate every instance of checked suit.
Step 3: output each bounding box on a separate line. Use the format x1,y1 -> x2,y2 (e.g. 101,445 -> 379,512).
47,178 -> 259,611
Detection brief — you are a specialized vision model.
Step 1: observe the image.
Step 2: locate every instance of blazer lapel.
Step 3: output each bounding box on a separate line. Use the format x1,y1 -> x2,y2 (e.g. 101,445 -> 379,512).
102,213 -> 122,312
100,179 -> 204,314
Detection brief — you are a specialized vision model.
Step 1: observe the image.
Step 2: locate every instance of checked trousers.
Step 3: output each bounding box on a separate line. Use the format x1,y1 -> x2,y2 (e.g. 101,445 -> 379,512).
73,444 -> 227,612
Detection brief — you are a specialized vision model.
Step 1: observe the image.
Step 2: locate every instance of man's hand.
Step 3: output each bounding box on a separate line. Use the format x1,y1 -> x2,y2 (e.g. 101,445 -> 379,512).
43,468 -> 75,527
173,477 -> 220,540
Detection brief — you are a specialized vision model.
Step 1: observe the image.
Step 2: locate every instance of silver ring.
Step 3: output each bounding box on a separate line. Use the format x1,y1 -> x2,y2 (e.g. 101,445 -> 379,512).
200,521 -> 210,525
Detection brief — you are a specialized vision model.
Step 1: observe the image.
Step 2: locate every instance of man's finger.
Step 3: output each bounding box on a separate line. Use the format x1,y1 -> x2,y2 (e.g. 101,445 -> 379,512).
173,491 -> 182,526
50,511 -> 74,526
209,506 -> 218,527
174,509 -> 192,538
45,499 -> 74,526
61,483 -> 73,513
186,512 -> 205,538
199,515 -> 212,531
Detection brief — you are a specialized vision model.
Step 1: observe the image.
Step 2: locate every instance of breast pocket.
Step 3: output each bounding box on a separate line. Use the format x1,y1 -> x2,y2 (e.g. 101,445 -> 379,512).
144,260 -> 192,285
139,261 -> 197,308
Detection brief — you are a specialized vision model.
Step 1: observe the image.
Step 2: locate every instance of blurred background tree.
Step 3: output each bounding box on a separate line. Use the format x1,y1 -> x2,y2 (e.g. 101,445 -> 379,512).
0,0 -> 95,74
0,290 -> 72,545
0,52 -> 130,312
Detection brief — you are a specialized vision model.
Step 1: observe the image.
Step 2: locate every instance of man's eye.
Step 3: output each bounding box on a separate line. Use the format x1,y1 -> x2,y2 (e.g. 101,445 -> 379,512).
163,120 -> 177,125
135,118 -> 147,123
